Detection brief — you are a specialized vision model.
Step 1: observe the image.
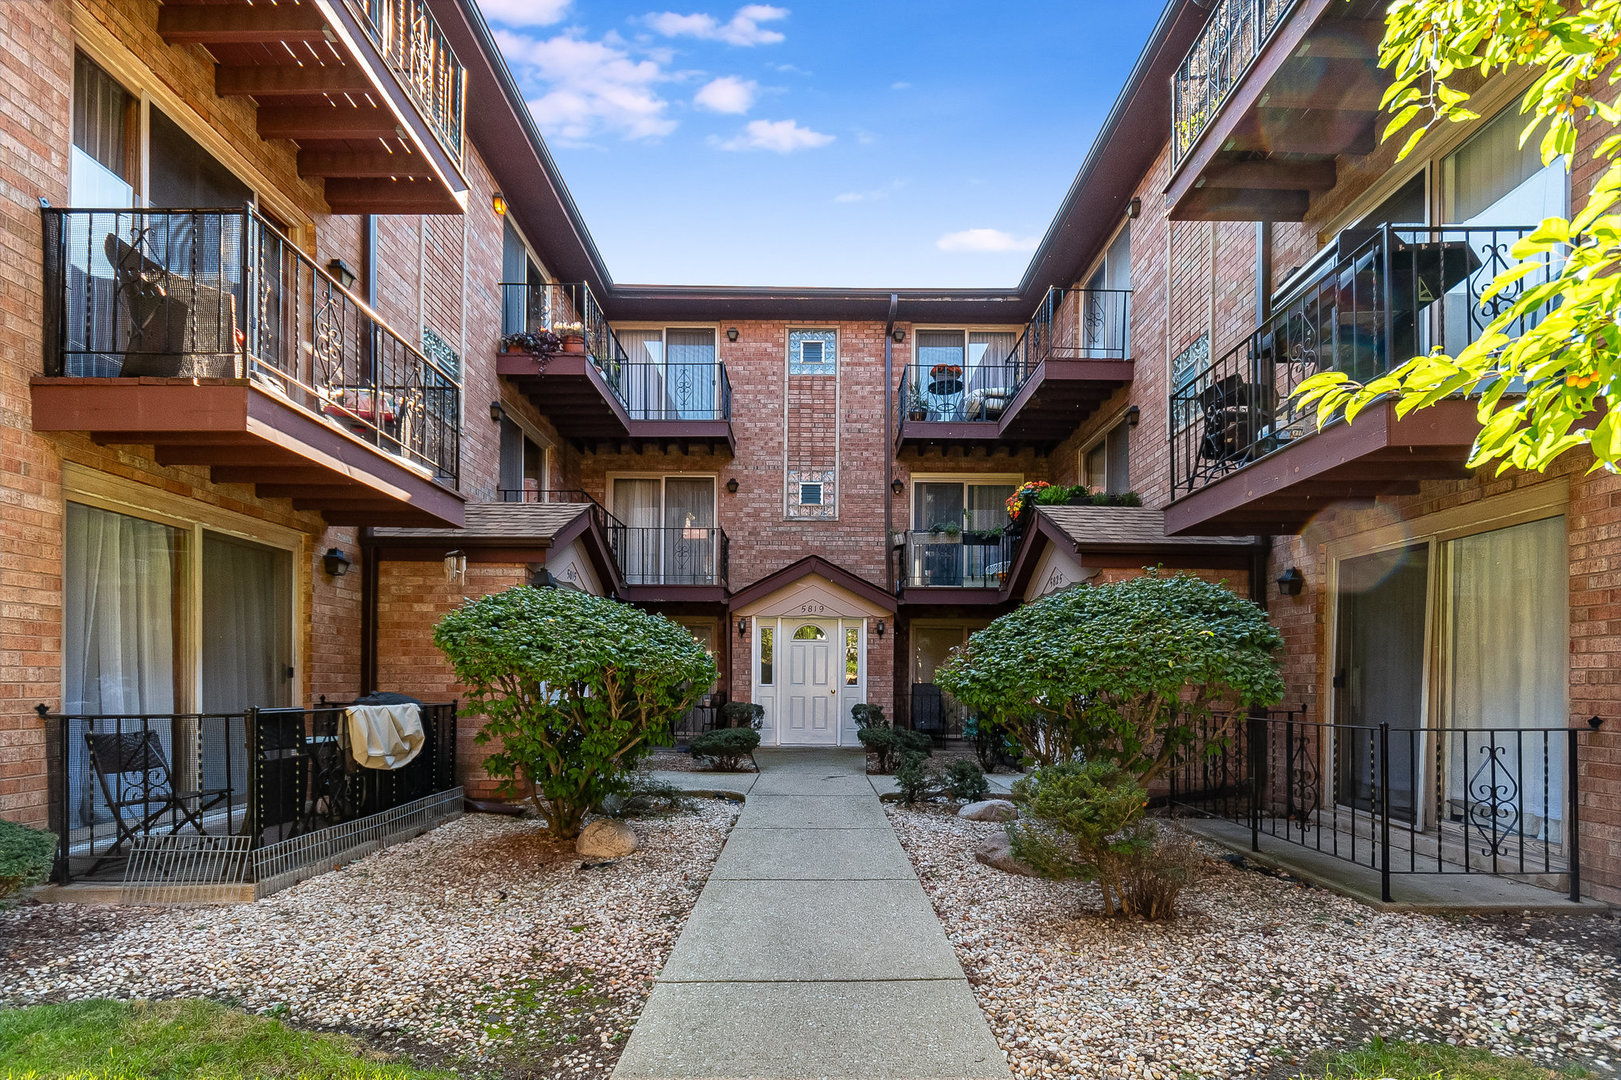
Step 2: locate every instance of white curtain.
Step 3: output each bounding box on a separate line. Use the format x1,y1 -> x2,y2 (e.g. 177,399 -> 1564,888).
64,503 -> 181,828
665,478 -> 715,584
619,330 -> 665,419
667,329 -> 717,419
1447,516 -> 1567,842
614,478 -> 661,583
966,332 -> 1016,395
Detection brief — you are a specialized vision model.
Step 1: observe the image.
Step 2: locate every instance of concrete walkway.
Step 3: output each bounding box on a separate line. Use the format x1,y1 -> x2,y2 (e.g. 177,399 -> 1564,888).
617,748 -> 1011,1080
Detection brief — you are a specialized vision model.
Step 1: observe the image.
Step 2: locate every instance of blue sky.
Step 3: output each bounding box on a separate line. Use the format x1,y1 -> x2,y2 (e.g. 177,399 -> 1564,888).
482,1 -> 1163,289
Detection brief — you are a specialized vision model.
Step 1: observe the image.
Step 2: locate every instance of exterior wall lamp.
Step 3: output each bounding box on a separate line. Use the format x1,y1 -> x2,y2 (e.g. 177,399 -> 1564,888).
891,328 -> 906,344
890,478 -> 904,496
322,548 -> 352,577
1276,567 -> 1305,597
1127,196 -> 1141,219
490,400 -> 504,423
875,619 -> 885,639
1125,405 -> 1140,428
737,618 -> 749,639
726,477 -> 740,494
325,258 -> 357,290
492,191 -> 507,215
726,327 -> 740,342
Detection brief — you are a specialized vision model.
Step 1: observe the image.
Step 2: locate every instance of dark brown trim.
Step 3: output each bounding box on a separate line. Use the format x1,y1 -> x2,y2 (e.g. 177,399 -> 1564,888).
897,359 -> 1134,451
727,555 -> 897,613
31,378 -> 465,527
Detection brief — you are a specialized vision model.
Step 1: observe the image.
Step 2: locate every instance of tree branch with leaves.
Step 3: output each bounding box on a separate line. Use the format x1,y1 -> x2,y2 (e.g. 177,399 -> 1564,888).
1295,0 -> 1621,474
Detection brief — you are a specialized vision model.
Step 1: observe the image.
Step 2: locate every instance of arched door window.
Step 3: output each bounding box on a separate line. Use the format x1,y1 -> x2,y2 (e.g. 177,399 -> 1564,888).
792,624 -> 826,641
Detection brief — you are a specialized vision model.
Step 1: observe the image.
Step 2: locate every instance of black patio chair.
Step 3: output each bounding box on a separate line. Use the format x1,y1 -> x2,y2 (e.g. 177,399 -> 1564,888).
84,729 -> 232,858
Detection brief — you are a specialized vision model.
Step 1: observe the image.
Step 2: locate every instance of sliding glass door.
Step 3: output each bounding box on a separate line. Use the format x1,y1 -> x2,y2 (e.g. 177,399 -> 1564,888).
613,476 -> 717,585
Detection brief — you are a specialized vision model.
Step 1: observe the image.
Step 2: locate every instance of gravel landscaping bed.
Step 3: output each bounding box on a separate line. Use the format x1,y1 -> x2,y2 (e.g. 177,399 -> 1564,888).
886,804 -> 1621,1080
0,800 -> 739,1078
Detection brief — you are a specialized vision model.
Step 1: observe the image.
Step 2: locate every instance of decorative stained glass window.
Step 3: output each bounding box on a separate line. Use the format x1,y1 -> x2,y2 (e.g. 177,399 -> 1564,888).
789,329 -> 837,374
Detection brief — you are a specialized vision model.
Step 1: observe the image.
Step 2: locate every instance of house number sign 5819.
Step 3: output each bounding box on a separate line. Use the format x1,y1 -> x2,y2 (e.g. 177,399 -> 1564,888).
798,601 -> 827,615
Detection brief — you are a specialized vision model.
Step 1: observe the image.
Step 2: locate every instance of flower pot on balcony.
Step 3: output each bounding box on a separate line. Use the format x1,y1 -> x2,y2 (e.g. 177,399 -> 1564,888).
907,408 -> 927,421
562,334 -> 587,354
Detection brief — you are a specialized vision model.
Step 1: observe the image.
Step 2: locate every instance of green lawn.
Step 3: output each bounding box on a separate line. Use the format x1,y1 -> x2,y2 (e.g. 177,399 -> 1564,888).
0,1000 -> 453,1080
1302,1038 -> 1594,1080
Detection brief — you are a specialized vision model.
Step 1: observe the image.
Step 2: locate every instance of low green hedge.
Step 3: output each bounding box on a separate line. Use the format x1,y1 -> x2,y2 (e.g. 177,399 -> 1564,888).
0,819 -> 55,900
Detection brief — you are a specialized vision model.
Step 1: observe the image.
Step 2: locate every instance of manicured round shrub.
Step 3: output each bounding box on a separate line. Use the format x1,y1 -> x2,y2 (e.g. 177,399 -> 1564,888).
690,726 -> 761,771
719,700 -> 765,729
434,586 -> 716,839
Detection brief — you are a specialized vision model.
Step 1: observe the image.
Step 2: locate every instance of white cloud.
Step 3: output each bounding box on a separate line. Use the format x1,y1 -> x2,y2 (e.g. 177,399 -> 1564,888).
935,228 -> 1040,253
694,75 -> 757,114
478,0 -> 572,26
647,4 -> 789,46
496,29 -> 676,143
890,80 -> 911,90
835,179 -> 906,204
713,118 -> 833,152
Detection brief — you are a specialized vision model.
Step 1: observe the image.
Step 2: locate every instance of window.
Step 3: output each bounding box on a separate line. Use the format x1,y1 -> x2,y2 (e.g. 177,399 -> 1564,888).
800,339 -> 823,365
612,476 -> 718,585
792,624 -> 826,640
499,419 -> 551,499
619,328 -> 718,419
1169,333 -> 1210,431
72,52 -> 137,206
1081,417 -> 1131,494
759,625 -> 774,686
1443,105 -> 1568,227
845,627 -> 859,686
789,329 -> 837,374
799,482 -> 823,506
912,479 -> 1017,532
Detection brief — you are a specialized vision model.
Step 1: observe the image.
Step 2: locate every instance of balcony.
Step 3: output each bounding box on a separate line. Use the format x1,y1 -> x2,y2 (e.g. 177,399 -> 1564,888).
901,530 -> 1018,594
34,207 -> 463,527
896,288 -> 1132,452
1165,224 -> 1554,535
1167,0 -> 1387,220
619,525 -> 729,598
497,283 -> 734,453
156,0 -> 468,213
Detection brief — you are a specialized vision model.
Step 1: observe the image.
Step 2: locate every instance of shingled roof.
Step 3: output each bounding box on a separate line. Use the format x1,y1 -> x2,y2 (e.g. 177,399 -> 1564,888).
368,501 -> 590,544
1035,506 -> 1254,551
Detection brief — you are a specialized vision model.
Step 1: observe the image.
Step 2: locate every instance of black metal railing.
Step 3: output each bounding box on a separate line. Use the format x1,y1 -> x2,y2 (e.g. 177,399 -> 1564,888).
42,700 -> 457,884
1169,710 -> 1594,902
42,206 -> 460,484
897,288 -> 1129,425
499,282 -> 732,424
619,526 -> 728,587
671,696 -> 723,744
1169,223 -> 1557,499
358,0 -> 466,162
909,683 -> 968,742
901,529 -> 1017,588
1172,0 -> 1295,165
494,488 -> 627,568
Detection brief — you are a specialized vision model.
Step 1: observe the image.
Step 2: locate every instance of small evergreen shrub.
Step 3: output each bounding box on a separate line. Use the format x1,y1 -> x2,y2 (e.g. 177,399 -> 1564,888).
944,759 -> 990,802
891,755 -> 986,804
612,775 -> 693,816
858,726 -> 933,773
850,703 -> 886,730
720,701 -> 765,729
0,819 -> 55,900
690,726 -> 761,771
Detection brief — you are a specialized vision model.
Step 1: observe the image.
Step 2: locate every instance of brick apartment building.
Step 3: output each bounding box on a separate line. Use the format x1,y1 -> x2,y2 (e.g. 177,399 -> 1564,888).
1,0 -> 1616,904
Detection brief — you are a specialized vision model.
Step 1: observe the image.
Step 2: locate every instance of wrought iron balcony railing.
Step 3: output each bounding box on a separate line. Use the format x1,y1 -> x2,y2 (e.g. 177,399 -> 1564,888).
1169,223 -> 1557,500
901,529 -> 1017,589
897,287 -> 1129,425
619,525 -> 729,588
1172,0 -> 1294,165
42,206 -> 460,483
500,282 -> 731,423
357,0 -> 466,162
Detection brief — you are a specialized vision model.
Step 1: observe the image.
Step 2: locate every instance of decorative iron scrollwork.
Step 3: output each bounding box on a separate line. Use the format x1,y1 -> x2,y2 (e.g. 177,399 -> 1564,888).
1467,741 -> 1522,858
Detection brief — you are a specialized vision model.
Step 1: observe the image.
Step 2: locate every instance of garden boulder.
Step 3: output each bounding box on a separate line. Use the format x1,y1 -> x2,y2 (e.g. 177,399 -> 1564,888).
958,798 -> 1018,823
577,818 -> 638,859
974,832 -> 1037,877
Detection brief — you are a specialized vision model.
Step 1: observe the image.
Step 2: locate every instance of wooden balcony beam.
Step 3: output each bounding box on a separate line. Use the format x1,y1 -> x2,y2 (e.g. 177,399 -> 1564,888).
257,103 -> 401,142
1200,160 -> 1339,192
297,148 -> 434,178
158,5 -> 331,45
215,64 -> 374,99
1177,186 -> 1312,222
322,177 -> 464,214
1294,20 -> 1386,61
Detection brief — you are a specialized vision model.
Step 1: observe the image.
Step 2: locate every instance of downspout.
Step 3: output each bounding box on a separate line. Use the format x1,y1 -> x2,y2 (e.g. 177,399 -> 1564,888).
884,293 -> 898,595
360,214 -> 380,694
1251,220 -> 1274,612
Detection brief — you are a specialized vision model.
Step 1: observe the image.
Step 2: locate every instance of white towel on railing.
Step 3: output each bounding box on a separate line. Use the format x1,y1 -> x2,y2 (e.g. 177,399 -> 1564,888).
346,704 -> 424,770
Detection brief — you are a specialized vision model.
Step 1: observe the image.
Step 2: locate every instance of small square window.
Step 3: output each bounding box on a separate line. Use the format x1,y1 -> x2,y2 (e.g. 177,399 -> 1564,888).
799,482 -> 823,505
801,339 -> 823,364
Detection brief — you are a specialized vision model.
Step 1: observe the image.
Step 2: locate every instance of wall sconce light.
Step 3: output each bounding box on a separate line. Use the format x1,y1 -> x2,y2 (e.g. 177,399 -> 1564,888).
737,618 -> 749,639
325,258 -> 357,290
725,477 -> 740,494
492,191 -> 507,216
875,619 -> 885,640
1125,405 -> 1141,428
530,566 -> 556,589
890,478 -> 904,496
322,547 -> 352,578
726,327 -> 740,342
1126,196 -> 1141,220
489,400 -> 505,423
1276,566 -> 1305,597
444,549 -> 467,584
891,328 -> 906,344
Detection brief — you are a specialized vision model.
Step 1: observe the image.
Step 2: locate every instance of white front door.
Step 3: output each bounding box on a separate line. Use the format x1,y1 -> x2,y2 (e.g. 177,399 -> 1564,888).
782,620 -> 839,745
